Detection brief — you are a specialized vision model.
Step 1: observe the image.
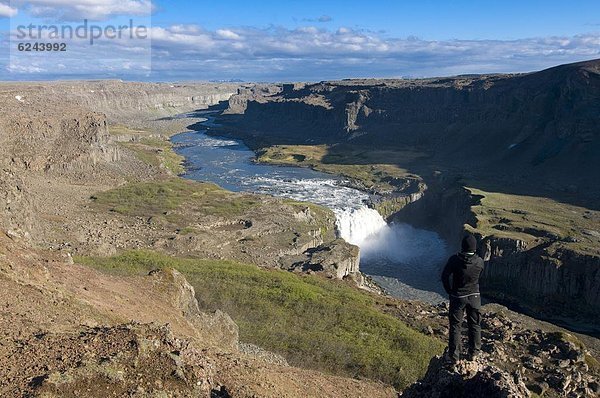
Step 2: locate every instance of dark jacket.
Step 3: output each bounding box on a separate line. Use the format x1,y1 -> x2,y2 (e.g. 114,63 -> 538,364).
441,252 -> 484,296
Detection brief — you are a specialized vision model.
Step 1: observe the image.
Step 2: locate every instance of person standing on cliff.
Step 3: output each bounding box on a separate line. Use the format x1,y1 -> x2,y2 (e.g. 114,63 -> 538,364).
441,234 -> 484,363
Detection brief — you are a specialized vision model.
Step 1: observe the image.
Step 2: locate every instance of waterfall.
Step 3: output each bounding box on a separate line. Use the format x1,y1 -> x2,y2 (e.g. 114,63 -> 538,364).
334,206 -> 388,247
335,205 -> 446,266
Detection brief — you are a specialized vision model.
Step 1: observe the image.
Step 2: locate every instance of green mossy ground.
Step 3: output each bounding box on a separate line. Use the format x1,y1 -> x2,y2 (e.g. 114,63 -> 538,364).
119,136 -> 185,175
467,188 -> 600,255
90,178 -> 260,219
89,178 -> 335,243
77,250 -> 444,390
257,144 -> 422,194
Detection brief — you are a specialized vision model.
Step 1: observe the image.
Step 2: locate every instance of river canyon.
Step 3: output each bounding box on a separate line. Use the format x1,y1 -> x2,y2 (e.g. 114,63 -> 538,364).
1,61 -> 599,397
173,114 -> 449,303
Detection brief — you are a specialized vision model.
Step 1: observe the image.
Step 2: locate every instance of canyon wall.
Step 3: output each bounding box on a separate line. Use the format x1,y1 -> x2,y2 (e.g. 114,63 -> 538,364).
1,80 -> 240,130
390,174 -> 477,248
480,235 -> 600,333
0,81 -> 240,236
223,59 -> 600,207
55,80 -> 239,124
0,108 -> 115,236
3,112 -> 116,173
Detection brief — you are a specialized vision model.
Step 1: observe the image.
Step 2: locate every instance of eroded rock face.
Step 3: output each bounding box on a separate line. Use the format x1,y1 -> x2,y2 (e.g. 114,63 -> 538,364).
1,80 -> 240,124
401,354 -> 531,398
224,84 -> 281,114
0,169 -> 31,238
0,109 -> 119,240
148,268 -> 239,351
4,112 -> 116,173
289,238 -> 361,280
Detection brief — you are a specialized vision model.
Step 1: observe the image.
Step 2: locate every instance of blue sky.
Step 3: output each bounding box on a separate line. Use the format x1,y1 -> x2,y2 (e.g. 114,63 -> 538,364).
151,1 -> 599,40
1,0 -> 599,81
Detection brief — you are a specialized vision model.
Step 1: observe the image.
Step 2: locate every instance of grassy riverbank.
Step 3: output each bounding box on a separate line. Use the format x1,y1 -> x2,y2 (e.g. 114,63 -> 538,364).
257,144 -> 423,194
91,178 -> 261,219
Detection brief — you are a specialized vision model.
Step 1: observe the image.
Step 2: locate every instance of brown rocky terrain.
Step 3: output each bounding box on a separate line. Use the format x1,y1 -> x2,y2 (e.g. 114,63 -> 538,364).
0,80 -> 383,396
216,59 -> 600,332
2,224 -> 598,397
381,298 -> 600,397
0,231 -> 397,397
0,81 -> 359,280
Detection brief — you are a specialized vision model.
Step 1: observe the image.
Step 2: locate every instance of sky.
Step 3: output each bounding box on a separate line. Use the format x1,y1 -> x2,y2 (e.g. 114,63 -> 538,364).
0,0 -> 599,81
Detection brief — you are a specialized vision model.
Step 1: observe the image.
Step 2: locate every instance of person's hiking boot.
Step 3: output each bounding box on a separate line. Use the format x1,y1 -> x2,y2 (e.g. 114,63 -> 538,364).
466,351 -> 481,362
443,352 -> 459,368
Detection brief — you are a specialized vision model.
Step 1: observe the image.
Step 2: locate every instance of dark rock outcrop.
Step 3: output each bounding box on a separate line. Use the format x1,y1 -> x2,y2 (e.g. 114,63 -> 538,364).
395,175 -> 600,331
401,354 -> 531,398
390,173 -> 477,247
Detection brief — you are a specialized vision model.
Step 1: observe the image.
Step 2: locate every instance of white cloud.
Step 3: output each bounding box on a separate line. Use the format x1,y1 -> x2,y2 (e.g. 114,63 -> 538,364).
216,29 -> 241,40
169,24 -> 201,34
146,26 -> 600,80
7,63 -> 45,73
2,22 -> 599,81
149,25 -> 600,61
0,2 -> 18,17
10,0 -> 154,21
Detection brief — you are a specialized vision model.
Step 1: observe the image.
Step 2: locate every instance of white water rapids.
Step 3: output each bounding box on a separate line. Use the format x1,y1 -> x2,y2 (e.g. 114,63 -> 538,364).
172,116 -> 448,302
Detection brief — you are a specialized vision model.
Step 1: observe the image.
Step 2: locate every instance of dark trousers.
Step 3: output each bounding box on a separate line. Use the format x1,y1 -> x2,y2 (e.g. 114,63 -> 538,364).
448,294 -> 481,361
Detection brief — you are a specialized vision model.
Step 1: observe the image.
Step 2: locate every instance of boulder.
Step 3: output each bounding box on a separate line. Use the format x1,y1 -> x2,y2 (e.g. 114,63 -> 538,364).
290,239 -> 360,279
401,353 -> 530,398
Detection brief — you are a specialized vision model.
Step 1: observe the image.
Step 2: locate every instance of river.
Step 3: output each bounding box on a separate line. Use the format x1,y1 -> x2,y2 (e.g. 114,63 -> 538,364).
172,114 -> 449,303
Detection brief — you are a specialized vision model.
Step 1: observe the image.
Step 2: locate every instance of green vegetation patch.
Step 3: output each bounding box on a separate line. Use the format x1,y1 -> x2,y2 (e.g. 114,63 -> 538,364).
77,250 -> 444,390
257,144 -> 423,194
120,136 -> 185,175
468,188 -> 600,255
108,125 -> 149,136
90,178 -> 260,219
143,137 -> 185,175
